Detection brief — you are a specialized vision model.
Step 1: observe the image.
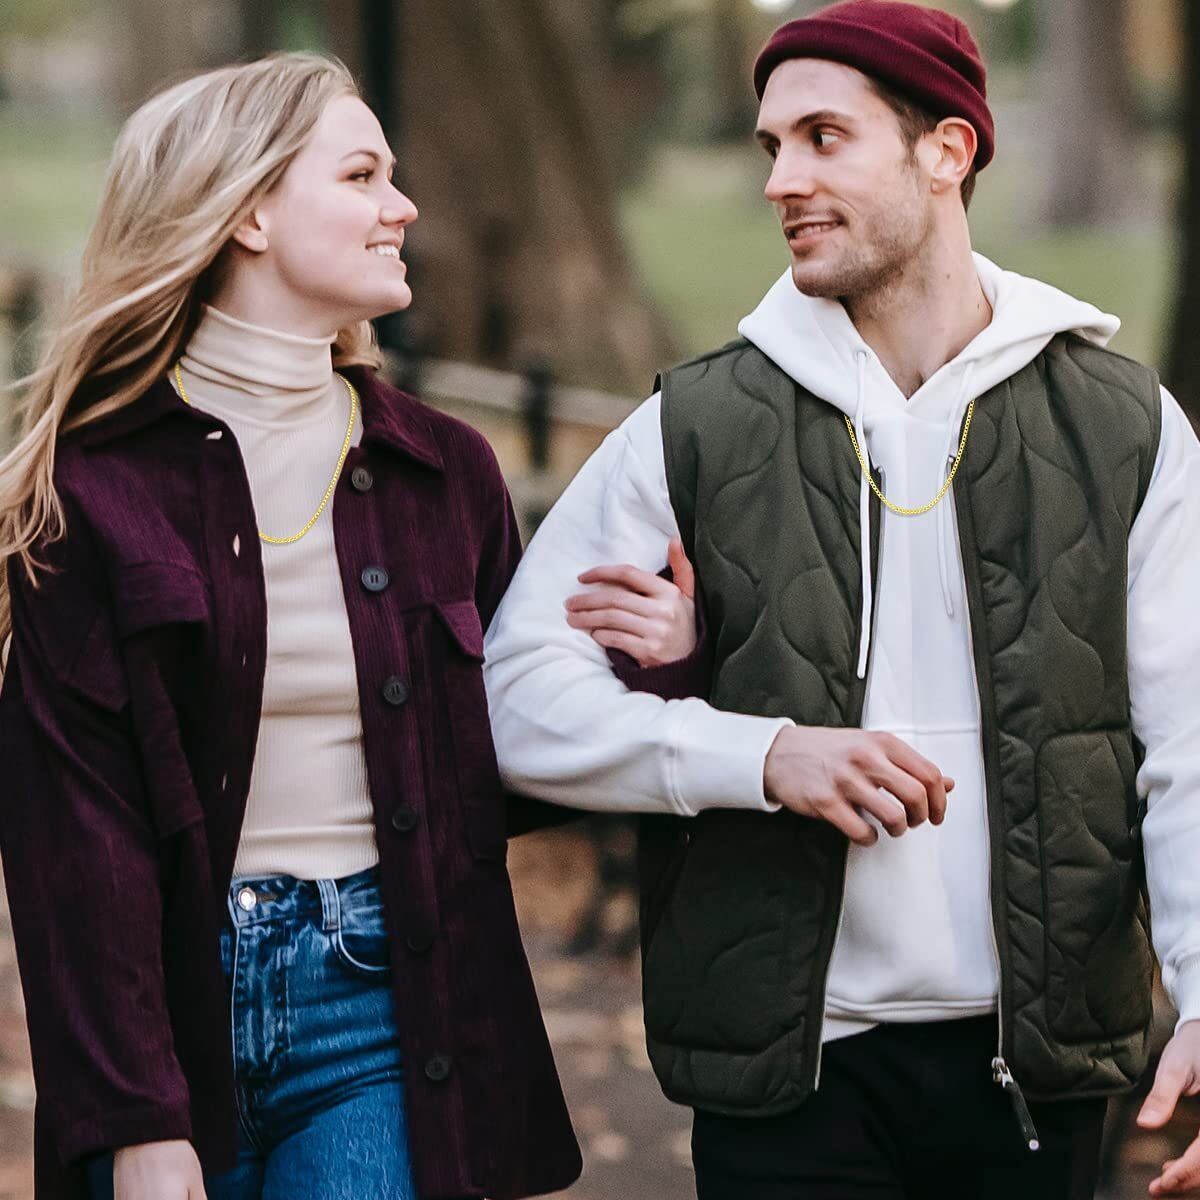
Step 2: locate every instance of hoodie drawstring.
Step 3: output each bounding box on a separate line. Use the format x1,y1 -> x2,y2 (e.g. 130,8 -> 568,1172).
853,356 -> 976,679
936,363 -> 976,620
854,351 -> 872,680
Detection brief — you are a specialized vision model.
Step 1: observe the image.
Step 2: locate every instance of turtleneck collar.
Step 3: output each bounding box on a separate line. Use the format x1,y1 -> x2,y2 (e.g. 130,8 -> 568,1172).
177,304 -> 339,428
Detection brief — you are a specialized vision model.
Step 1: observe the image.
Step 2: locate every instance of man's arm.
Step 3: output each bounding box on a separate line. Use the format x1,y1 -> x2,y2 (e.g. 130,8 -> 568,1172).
1126,387 -> 1200,1195
483,393 -> 791,818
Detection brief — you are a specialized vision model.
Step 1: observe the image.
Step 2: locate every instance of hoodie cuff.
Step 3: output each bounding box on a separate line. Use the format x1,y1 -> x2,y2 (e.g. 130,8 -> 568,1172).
667,706 -> 791,817
1170,954 -> 1200,1034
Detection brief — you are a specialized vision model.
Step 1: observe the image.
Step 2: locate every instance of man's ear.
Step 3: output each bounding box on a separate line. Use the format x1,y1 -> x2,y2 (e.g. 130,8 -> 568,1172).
229,208 -> 269,254
928,118 -> 977,199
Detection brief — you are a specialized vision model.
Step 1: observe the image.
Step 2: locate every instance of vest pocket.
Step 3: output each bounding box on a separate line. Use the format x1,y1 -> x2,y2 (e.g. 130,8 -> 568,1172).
1036,731 -> 1154,1042
640,810 -> 793,1056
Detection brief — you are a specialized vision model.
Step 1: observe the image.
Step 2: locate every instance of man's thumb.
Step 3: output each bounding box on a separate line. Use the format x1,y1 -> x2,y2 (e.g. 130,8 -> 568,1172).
667,538 -> 695,599
1138,1061 -> 1186,1128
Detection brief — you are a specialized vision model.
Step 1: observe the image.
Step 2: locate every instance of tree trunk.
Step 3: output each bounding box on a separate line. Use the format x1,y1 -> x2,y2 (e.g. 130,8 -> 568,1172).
114,0 -> 238,113
328,0 -> 673,392
1167,0 -> 1200,425
711,0 -> 756,142
1040,0 -> 1138,226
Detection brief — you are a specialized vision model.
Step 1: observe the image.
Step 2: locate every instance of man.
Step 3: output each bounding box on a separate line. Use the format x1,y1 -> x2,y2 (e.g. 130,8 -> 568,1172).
483,3 -> 1200,1196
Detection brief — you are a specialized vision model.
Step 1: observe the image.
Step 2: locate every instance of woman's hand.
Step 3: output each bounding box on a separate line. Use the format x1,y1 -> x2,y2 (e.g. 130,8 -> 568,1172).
113,1140 -> 207,1200
566,538 -> 697,668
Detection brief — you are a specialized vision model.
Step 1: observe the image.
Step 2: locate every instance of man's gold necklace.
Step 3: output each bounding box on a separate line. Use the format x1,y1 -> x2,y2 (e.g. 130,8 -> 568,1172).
844,399 -> 975,517
173,363 -> 358,545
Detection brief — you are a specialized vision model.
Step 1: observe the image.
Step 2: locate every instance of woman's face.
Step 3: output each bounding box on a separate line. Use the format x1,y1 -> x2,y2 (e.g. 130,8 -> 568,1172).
229,93 -> 419,334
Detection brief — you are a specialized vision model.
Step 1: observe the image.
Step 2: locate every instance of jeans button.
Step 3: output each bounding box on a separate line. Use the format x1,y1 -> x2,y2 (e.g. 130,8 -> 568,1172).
424,1054 -> 453,1083
236,887 -> 257,911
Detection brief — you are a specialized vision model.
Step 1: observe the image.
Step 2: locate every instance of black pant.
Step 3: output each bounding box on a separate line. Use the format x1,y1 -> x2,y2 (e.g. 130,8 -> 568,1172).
692,1017 -> 1107,1200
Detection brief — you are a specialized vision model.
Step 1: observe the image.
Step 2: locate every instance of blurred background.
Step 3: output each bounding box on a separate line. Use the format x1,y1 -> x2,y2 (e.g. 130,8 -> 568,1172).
1,1 -> 1198,1197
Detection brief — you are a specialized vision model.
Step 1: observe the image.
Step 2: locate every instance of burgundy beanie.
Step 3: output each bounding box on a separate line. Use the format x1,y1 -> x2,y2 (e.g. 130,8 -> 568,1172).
753,0 -> 994,171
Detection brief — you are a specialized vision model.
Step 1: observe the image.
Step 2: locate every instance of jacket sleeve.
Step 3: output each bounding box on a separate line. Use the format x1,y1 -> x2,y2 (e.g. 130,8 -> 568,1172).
483,394 -> 790,818
0,495 -> 191,1165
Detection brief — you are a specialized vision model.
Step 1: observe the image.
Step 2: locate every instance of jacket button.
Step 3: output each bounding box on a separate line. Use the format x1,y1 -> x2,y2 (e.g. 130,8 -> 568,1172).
382,676 -> 410,706
361,565 -> 390,593
424,1054 -> 453,1083
350,465 -> 374,492
391,806 -> 419,833
406,929 -> 435,955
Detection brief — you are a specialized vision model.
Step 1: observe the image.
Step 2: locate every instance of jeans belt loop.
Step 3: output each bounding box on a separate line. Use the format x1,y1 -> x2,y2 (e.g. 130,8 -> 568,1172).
317,877 -> 340,932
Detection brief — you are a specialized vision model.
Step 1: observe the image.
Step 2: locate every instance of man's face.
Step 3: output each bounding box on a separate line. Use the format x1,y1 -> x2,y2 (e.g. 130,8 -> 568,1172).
756,59 -> 934,301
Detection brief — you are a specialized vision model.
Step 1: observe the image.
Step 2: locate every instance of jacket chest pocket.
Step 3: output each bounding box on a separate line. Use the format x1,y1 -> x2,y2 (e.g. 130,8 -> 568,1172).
108,561 -> 213,838
428,598 -> 507,862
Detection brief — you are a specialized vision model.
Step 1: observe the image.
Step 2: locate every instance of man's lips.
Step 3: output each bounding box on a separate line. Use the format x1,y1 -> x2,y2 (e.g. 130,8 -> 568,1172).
783,217 -> 842,244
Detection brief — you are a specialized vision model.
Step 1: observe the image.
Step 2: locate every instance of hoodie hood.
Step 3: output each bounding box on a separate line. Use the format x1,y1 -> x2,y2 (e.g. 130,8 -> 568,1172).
737,253 -> 1121,677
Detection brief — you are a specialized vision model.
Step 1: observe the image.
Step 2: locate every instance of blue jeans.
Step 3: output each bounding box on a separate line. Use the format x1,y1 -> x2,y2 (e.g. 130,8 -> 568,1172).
86,866 -> 419,1199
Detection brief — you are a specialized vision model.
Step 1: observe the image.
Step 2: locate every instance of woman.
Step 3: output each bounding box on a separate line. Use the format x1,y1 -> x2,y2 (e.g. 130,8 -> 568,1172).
0,55 -> 700,1200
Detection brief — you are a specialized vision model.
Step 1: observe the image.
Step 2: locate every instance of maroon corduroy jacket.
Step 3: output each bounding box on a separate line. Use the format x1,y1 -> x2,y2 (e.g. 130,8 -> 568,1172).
0,366 -> 701,1200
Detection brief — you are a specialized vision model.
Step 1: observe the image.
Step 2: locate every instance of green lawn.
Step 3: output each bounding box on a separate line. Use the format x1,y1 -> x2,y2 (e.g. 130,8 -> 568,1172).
620,143 -> 1174,372
0,105 -> 115,268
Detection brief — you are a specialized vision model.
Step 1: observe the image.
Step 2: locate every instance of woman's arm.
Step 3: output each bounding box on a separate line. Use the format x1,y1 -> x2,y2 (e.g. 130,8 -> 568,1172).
0,493 -> 193,1171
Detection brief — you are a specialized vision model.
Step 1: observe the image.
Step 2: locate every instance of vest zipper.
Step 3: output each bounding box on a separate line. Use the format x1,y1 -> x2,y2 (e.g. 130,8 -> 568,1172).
952,441 -> 1041,1154
992,1054 -> 1041,1151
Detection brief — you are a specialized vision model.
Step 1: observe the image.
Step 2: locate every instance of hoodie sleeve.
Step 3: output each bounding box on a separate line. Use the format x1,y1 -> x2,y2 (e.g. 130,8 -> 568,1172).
483,393 -> 790,818
1128,386 -> 1200,1032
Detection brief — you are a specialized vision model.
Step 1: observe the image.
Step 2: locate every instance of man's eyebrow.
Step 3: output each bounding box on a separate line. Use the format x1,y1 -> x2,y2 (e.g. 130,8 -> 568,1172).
340,148 -> 398,169
755,110 -> 852,143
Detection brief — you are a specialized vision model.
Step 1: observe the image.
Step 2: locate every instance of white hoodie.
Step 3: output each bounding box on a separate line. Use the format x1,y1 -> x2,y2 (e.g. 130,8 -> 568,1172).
483,254 -> 1200,1040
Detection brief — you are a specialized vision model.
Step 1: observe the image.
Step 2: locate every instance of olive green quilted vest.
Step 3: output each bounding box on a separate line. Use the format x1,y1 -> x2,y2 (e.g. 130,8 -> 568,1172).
639,334 -> 1160,1116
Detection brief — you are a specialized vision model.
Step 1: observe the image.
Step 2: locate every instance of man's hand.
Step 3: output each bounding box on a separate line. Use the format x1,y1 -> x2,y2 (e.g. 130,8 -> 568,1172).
113,1140 -> 207,1200
1137,1020 -> 1200,1195
763,726 -> 954,845
566,538 -> 697,668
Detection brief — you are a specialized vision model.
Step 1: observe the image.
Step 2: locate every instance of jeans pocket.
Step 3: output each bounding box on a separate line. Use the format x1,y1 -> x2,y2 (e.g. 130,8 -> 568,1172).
331,894 -> 393,979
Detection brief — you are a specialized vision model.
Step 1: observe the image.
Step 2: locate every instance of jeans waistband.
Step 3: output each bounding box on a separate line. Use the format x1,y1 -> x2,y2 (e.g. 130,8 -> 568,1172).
225,865 -> 382,931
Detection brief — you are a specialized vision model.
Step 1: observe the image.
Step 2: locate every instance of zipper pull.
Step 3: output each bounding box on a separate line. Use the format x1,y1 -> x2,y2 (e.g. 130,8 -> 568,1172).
992,1057 -> 1041,1152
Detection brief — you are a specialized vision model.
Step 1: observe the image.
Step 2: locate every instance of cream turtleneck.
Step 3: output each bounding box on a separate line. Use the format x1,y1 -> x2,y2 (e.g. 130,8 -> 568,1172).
175,304 -> 377,881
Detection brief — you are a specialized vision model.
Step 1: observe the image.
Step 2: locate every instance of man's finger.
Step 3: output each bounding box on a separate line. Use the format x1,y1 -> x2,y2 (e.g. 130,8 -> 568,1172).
565,586 -> 656,618
869,763 -> 932,828
844,781 -> 909,838
823,800 -> 878,847
879,735 -> 948,824
1138,1057 -> 1189,1129
1149,1133 -> 1200,1195
577,564 -> 671,597
667,538 -> 696,600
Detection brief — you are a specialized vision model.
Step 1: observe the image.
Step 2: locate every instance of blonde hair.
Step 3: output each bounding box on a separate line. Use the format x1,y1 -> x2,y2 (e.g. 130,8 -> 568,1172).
0,52 -> 381,645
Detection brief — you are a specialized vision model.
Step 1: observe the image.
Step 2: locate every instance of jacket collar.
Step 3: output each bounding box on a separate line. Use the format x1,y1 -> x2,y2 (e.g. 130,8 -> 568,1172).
75,366 -> 445,472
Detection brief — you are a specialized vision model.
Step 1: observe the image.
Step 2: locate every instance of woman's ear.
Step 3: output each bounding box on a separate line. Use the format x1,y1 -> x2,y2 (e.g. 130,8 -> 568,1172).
230,208 -> 269,254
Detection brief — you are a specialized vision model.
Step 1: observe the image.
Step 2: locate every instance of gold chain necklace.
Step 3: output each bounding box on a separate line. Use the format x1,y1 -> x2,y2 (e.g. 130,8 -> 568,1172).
173,363 -> 359,545
844,399 -> 975,517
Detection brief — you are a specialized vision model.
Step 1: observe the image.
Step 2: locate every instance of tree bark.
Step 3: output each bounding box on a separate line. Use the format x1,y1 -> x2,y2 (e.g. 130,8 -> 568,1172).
1167,0 -> 1200,425
328,0 -> 674,392
1040,0 -> 1138,226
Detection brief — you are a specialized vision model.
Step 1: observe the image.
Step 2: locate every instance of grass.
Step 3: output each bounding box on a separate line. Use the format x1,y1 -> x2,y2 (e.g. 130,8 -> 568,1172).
0,105 -> 115,269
